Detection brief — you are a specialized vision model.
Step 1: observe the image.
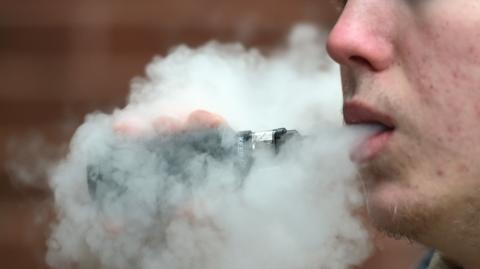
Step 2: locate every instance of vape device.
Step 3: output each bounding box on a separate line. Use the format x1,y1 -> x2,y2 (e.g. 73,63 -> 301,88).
87,128 -> 300,201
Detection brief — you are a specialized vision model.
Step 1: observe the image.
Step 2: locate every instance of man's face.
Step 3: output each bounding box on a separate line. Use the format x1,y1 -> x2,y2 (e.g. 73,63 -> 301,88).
327,0 -> 480,243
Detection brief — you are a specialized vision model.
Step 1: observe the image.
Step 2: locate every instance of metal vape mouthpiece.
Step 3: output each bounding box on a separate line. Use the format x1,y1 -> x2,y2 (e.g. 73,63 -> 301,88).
237,128 -> 300,153
87,128 -> 300,201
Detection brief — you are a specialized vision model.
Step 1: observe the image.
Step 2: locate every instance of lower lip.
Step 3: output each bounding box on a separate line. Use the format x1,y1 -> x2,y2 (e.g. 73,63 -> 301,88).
351,130 -> 394,163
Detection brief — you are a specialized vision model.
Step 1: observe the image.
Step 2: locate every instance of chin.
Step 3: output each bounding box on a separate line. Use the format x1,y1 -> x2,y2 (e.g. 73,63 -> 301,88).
363,176 -> 434,241
356,139 -> 440,240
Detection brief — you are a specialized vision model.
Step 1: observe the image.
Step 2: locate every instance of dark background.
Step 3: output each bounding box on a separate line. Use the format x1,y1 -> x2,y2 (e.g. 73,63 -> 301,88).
0,1 -> 425,268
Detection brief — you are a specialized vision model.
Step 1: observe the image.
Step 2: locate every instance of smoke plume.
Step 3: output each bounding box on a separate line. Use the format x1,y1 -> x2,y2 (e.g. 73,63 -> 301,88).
47,24 -> 374,269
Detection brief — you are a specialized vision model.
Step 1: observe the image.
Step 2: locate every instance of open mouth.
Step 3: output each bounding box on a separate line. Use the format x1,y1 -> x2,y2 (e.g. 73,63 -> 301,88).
343,101 -> 396,163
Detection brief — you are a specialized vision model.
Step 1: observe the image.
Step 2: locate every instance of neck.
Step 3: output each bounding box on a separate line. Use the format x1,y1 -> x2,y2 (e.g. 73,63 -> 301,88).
438,251 -> 478,269
414,187 -> 480,269
418,221 -> 480,269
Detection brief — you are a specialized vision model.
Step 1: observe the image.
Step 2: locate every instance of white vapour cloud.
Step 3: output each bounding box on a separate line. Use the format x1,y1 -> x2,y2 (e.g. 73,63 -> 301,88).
46,24 -> 373,269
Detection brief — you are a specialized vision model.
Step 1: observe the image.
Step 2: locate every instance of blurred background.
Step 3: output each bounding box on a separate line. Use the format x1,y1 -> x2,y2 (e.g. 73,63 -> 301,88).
0,0 -> 426,268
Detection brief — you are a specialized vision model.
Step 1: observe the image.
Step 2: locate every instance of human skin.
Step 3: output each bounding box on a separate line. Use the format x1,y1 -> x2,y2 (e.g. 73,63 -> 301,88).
326,0 -> 480,268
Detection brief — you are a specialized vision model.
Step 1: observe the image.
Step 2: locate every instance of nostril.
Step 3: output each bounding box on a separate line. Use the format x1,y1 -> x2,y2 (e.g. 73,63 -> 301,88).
349,56 -> 375,71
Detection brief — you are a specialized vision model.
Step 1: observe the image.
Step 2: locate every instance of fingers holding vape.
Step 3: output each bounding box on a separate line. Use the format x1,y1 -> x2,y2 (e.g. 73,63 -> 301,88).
113,109 -> 228,137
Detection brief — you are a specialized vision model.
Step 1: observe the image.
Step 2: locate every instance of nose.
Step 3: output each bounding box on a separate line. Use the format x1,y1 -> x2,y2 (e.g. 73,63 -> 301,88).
326,2 -> 395,72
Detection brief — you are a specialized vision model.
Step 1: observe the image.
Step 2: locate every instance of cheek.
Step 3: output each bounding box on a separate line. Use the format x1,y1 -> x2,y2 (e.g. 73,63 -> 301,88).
401,26 -> 480,147
400,8 -> 480,98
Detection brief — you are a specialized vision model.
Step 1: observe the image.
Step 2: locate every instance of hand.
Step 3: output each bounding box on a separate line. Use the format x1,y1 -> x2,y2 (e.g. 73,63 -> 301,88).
113,109 -> 228,136
102,109 -> 228,236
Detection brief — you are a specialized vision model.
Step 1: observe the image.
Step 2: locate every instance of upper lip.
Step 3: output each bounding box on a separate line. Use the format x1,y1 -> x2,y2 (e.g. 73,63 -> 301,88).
343,100 -> 395,129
